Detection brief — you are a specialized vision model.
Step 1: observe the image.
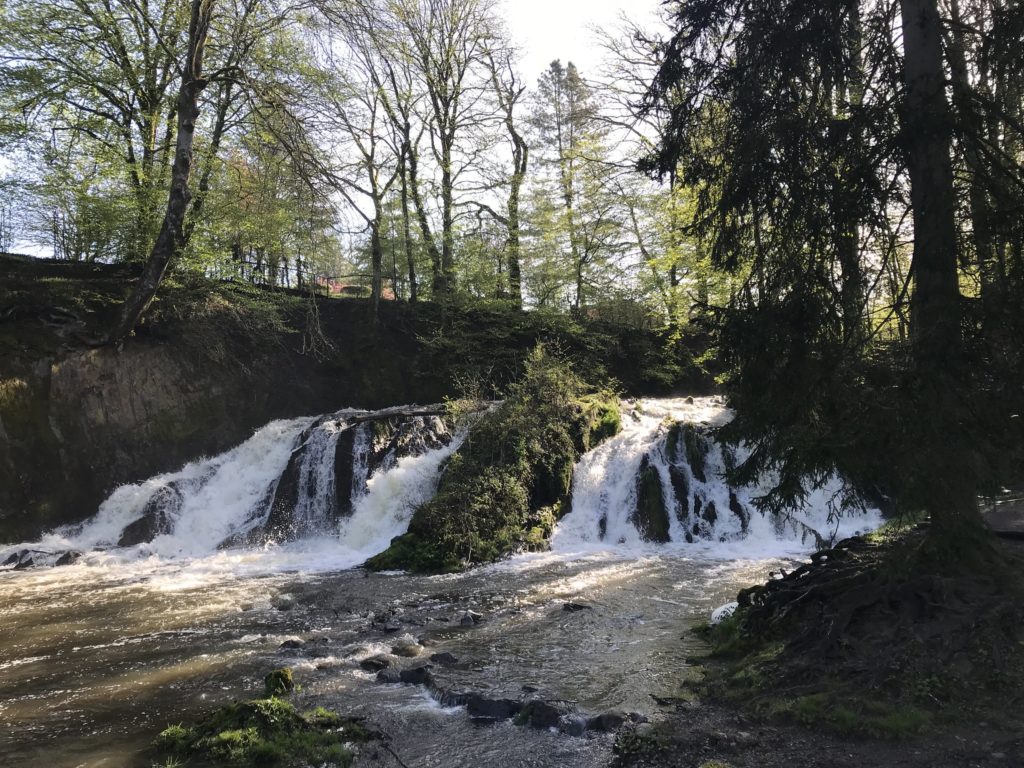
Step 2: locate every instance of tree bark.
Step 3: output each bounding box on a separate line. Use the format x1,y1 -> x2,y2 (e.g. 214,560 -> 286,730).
107,0 -> 214,345
899,0 -> 985,548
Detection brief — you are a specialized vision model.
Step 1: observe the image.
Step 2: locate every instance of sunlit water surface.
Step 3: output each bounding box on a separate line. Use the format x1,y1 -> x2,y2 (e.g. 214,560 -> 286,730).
0,546 -> 793,767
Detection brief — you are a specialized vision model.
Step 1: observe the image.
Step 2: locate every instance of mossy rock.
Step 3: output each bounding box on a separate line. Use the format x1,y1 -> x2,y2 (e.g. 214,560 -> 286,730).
365,347 -> 622,573
632,455 -> 670,542
153,696 -> 374,767
264,668 -> 294,698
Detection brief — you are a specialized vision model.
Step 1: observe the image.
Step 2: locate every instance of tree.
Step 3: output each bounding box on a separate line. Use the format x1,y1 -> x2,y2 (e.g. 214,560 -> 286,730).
643,0 -> 1023,556
108,0 -> 216,344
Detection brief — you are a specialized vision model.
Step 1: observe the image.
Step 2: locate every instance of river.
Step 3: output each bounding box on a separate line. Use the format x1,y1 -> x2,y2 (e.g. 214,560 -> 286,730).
0,398 -> 881,767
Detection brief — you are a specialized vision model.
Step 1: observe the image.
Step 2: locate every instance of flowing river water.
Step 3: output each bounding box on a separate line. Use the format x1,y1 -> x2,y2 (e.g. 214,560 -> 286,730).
0,398 -> 882,767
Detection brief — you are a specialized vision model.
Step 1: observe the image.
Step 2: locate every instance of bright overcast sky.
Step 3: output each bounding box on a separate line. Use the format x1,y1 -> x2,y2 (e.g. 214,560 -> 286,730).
501,0 -> 665,86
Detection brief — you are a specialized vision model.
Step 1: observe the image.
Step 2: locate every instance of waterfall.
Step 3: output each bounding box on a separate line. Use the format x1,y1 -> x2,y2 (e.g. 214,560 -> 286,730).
10,397 -> 881,568
50,407 -> 456,559
552,397 -> 882,555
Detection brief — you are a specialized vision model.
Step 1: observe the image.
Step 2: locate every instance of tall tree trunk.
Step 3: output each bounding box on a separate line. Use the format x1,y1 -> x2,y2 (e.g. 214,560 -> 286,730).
107,0 -> 214,345
404,137 -> 441,296
399,154 -> 417,302
438,140 -> 455,297
900,0 -> 984,549
837,0 -> 866,344
901,0 -> 962,366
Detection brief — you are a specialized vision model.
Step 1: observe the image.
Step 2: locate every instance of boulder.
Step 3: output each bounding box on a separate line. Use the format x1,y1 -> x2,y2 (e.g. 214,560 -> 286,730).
632,455 -> 670,543
54,550 -> 82,566
466,695 -> 522,721
429,652 -> 459,667
398,666 -> 434,686
459,610 -> 482,626
563,602 -> 591,612
392,641 -> 422,658
359,655 -> 391,672
587,710 -> 626,732
517,699 -> 564,729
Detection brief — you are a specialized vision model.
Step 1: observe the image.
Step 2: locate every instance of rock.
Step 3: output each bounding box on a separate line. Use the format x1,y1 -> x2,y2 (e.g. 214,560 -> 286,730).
562,716 -> 588,737
419,637 -> 440,647
729,490 -> 750,533
392,641 -> 422,658
587,711 -> 626,732
278,638 -> 305,650
14,556 -> 34,570
429,652 -> 459,666
3,551 -> 21,566
711,602 -> 739,625
466,695 -> 522,720
685,396 -> 694,404
632,455 -> 670,543
376,668 -> 402,684
398,666 -> 434,686
270,595 -> 295,611
459,610 -> 482,626
563,602 -> 592,612
382,619 -> 402,632
432,687 -> 469,708
359,655 -> 392,672
263,668 -> 294,697
517,699 -> 564,729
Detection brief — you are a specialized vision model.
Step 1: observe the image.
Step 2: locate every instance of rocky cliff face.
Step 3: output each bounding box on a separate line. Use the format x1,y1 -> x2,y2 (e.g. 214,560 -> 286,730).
0,257 -> 711,542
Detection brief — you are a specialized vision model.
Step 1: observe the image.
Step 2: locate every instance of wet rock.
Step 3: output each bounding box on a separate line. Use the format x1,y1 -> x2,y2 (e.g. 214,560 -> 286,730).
729,491 -> 750,533
459,610 -> 482,626
382,620 -> 402,632
685,396 -> 695,404
359,655 -> 392,672
563,602 -> 592,612
376,668 -> 402,684
517,699 -> 564,729
3,551 -> 21,566
117,485 -> 181,546
429,652 -> 459,667
54,548 -> 83,569
466,695 -> 522,721
392,641 -> 422,657
669,465 -> 690,524
14,556 -> 34,570
587,711 -> 626,732
562,716 -> 588,737
432,687 -> 469,708
271,595 -> 296,611
632,455 -> 670,543
399,666 -> 434,686
278,638 -> 305,650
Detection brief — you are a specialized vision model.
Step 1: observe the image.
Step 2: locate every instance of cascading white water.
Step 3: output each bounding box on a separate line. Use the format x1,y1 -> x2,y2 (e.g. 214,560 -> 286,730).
55,417 -> 313,557
27,408 -> 458,565
552,397 -> 883,557
12,397 -> 882,570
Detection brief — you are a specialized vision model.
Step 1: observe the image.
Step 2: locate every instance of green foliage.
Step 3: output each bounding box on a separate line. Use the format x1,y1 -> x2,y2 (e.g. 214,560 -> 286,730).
366,347 -> 621,573
153,694 -> 373,767
263,668 -> 294,698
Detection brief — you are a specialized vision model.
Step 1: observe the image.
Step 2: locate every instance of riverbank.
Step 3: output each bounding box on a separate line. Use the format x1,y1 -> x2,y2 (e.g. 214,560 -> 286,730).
614,528 -> 1024,768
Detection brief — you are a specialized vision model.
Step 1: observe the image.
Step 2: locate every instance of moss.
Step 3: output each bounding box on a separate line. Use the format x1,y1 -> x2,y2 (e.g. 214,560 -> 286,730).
153,694 -> 374,767
366,347 -> 622,573
632,457 -> 670,542
264,668 -> 294,698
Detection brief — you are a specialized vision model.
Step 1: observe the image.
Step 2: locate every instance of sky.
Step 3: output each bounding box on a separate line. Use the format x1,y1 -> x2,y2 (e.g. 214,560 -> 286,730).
501,0 -> 664,86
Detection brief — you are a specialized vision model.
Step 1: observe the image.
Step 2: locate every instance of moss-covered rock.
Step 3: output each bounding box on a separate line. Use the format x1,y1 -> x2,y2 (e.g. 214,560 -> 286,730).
366,348 -> 622,573
153,696 -> 374,767
263,668 -> 294,698
632,455 -> 670,542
